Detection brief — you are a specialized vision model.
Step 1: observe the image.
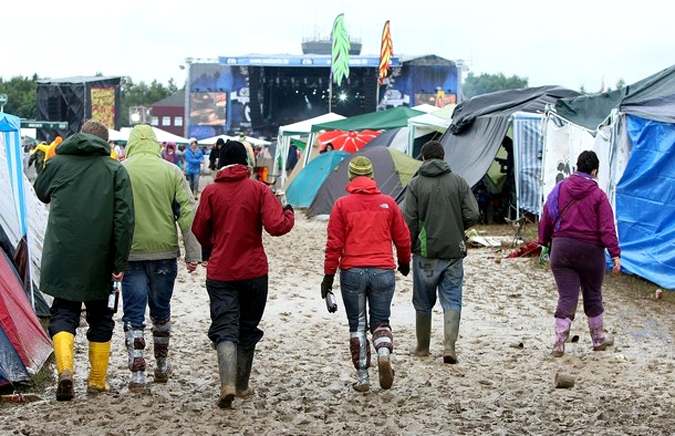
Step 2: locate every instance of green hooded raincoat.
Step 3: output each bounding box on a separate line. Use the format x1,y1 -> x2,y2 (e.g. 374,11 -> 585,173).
34,133 -> 135,301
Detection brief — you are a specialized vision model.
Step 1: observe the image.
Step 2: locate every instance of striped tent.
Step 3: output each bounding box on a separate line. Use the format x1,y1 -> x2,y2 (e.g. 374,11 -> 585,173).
512,112 -> 544,216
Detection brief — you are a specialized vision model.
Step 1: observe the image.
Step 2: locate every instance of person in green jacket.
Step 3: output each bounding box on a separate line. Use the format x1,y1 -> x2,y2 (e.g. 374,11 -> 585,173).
403,141 -> 480,365
121,124 -> 201,392
34,120 -> 135,401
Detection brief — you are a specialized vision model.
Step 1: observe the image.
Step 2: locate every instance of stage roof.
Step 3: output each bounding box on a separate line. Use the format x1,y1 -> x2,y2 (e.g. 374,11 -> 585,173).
218,54 -> 400,68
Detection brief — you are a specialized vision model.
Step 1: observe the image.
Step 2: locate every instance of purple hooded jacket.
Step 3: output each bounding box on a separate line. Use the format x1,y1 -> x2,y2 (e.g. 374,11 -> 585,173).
538,172 -> 620,258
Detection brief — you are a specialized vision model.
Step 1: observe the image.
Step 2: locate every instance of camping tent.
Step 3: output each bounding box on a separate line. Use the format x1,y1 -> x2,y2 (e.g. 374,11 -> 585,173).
310,106 -> 425,134
0,112 -> 52,386
362,127 -> 437,157
303,106 -> 426,169
306,146 -> 421,218
275,112 -> 346,185
0,113 -> 49,307
544,64 -> 675,290
0,250 -> 52,386
437,86 -> 581,219
285,151 -> 350,208
406,105 -> 455,154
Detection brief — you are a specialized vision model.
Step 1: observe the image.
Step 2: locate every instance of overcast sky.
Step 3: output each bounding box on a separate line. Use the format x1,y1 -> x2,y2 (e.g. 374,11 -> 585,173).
4,0 -> 674,93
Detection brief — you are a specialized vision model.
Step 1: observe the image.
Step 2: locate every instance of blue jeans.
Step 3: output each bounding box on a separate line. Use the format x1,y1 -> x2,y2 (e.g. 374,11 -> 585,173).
340,268 -> 395,333
186,173 -> 199,194
412,255 -> 464,314
122,259 -> 178,330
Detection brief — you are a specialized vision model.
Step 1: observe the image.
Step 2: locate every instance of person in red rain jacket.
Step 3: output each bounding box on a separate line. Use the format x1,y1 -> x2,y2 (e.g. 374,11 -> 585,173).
321,155 -> 411,392
192,141 -> 294,409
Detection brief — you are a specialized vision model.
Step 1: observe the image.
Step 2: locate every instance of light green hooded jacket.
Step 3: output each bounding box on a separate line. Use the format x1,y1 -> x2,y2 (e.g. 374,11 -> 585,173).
122,125 -> 201,262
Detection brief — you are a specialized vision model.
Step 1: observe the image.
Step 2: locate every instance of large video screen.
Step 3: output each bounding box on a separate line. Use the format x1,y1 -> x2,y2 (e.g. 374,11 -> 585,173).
189,92 -> 228,125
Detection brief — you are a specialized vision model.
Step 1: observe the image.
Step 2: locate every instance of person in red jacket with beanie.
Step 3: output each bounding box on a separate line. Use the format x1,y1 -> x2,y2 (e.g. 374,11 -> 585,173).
321,155 -> 411,392
192,141 -> 294,409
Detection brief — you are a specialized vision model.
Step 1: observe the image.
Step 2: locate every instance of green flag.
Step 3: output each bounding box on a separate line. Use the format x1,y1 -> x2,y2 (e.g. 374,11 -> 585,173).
331,14 -> 351,86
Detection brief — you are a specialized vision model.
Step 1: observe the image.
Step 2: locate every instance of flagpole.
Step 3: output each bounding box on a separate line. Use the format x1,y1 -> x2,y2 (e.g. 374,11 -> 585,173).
375,81 -> 380,112
329,72 -> 333,113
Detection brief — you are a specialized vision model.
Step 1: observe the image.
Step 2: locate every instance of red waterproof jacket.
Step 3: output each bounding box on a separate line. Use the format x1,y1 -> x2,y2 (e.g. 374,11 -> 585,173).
324,177 -> 411,275
192,164 -> 294,281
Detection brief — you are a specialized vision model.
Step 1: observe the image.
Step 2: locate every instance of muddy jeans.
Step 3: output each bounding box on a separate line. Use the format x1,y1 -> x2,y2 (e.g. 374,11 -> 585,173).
122,259 -> 178,330
340,268 -> 395,333
412,255 -> 464,314
550,237 -> 605,320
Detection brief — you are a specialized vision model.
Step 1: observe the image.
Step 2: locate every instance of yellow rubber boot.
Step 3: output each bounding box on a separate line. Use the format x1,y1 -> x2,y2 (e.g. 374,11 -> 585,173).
53,331 -> 75,401
88,341 -> 111,393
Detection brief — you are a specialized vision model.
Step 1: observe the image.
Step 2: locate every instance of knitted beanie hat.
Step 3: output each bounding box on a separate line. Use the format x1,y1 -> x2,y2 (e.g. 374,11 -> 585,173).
348,156 -> 374,180
218,141 -> 248,168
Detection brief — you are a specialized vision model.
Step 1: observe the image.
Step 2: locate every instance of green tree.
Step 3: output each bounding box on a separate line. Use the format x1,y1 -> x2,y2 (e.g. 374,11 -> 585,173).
119,78 -> 179,127
462,72 -> 529,99
0,74 -> 39,119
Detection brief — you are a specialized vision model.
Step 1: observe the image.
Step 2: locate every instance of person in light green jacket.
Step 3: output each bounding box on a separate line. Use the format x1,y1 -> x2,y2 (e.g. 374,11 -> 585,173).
121,124 -> 201,392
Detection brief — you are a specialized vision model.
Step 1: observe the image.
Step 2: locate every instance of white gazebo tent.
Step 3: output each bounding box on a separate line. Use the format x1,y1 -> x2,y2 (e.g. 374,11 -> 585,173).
119,126 -> 191,145
198,134 -> 270,147
275,112 -> 345,185
406,105 -> 456,154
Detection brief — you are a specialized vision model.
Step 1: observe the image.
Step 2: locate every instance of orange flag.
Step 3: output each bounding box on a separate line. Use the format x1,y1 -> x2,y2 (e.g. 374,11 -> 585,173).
378,21 -> 393,85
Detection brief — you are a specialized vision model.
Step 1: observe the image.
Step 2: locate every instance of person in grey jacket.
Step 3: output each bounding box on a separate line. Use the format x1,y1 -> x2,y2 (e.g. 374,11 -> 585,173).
403,141 -> 480,364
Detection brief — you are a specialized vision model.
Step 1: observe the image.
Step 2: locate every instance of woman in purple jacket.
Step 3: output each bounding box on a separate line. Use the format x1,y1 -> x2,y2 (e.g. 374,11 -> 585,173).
539,150 -> 621,357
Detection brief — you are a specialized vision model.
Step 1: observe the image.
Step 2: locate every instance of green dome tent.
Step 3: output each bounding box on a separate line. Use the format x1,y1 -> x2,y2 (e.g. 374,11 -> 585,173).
307,146 -> 421,218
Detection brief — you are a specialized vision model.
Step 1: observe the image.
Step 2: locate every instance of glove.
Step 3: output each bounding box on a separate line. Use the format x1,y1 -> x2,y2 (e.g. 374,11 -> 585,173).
283,204 -> 294,213
321,274 -> 335,299
397,262 -> 410,277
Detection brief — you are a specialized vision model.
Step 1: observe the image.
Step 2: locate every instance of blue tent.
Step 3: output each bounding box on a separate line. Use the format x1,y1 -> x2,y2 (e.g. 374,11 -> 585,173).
547,64 -> 675,289
285,151 -> 350,208
616,116 -> 675,289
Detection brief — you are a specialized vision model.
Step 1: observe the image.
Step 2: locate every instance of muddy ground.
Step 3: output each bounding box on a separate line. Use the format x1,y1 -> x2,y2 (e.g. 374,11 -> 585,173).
1,213 -> 674,436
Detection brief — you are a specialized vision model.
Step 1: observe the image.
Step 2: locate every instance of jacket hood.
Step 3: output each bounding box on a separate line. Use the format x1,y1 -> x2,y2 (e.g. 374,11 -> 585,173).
564,172 -> 598,200
419,159 -> 451,177
345,176 -> 381,195
125,125 -> 161,158
214,164 -> 251,182
55,133 -> 110,156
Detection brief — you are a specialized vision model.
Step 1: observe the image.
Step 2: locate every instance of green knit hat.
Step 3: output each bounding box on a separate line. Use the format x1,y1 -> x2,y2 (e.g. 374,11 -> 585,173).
348,156 -> 374,180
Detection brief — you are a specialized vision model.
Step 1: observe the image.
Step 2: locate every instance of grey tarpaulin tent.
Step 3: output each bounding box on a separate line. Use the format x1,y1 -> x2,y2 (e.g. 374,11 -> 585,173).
554,63 -> 675,130
437,85 -> 581,218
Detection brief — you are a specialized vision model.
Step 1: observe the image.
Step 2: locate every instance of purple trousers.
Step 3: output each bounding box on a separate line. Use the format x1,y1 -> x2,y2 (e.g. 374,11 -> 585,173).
550,237 -> 606,320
